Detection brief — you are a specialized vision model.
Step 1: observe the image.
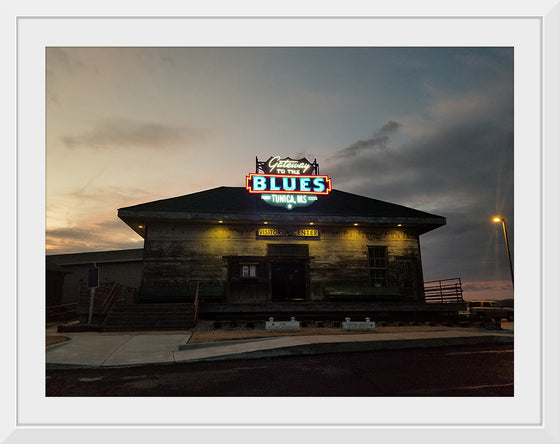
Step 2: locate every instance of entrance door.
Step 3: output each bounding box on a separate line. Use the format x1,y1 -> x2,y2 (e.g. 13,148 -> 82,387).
270,260 -> 306,302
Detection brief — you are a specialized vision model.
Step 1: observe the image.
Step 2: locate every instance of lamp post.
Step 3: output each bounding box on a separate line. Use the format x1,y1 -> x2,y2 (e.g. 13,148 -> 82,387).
493,217 -> 514,287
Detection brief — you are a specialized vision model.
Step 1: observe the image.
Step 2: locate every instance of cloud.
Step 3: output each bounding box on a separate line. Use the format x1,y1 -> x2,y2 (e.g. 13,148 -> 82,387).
325,80 -> 513,284
462,280 -> 513,301
424,78 -> 512,126
49,184 -> 156,208
46,48 -> 88,104
46,219 -> 144,253
46,185 -> 167,241
66,185 -> 158,207
330,120 -> 401,159
61,118 -> 205,150
326,81 -> 513,207
47,48 -> 86,74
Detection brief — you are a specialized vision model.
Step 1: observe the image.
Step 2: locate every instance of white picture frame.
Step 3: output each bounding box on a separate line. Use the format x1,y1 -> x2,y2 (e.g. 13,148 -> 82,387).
5,1 -> 559,443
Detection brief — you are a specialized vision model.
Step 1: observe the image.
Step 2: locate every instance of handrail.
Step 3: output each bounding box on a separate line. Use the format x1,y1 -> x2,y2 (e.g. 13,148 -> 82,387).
46,302 -> 78,313
425,277 -> 463,285
46,302 -> 79,322
99,282 -> 124,327
100,283 -> 119,313
192,281 -> 200,327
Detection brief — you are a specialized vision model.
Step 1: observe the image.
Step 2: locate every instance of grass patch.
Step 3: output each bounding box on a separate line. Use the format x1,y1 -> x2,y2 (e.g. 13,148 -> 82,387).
189,327 -> 355,344
46,335 -> 70,347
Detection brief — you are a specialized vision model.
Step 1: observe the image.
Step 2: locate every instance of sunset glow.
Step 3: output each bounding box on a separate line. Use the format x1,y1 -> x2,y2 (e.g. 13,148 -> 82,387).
46,47 -> 514,299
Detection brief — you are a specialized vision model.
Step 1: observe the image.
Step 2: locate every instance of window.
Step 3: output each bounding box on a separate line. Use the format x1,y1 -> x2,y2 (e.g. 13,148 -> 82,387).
241,264 -> 257,278
368,246 -> 388,287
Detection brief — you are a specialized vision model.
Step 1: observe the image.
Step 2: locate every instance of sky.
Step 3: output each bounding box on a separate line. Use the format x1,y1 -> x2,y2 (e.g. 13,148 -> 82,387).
45,47 -> 514,300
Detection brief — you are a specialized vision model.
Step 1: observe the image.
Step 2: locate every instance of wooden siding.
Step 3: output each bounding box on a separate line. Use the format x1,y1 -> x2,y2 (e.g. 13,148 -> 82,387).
140,222 -> 425,303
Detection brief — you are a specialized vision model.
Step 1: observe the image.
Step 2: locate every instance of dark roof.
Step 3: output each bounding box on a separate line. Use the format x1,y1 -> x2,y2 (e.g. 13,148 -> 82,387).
47,248 -> 144,265
46,257 -> 72,273
118,187 -> 445,235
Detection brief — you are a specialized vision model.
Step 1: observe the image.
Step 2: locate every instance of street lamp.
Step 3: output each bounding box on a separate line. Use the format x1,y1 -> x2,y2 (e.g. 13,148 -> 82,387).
493,217 -> 514,287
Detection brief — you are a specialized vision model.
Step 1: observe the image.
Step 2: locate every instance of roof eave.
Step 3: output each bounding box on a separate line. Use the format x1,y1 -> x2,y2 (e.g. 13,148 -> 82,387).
118,209 -> 445,231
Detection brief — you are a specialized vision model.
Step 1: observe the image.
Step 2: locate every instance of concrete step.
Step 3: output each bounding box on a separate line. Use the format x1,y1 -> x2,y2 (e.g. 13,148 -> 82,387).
103,318 -> 192,326
102,302 -> 196,331
112,303 -> 194,312
102,318 -> 195,330
105,312 -> 192,318
101,324 -> 192,332
137,297 -> 196,304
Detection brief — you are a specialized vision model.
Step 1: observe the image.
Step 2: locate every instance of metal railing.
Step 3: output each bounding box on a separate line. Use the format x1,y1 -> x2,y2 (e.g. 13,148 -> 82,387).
192,281 -> 200,327
46,302 -> 78,322
99,282 -> 124,328
424,278 -> 464,303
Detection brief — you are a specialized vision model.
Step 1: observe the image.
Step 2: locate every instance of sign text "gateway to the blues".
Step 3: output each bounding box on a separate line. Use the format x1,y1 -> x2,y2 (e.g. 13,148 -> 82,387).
245,173 -> 332,195
263,156 -> 312,175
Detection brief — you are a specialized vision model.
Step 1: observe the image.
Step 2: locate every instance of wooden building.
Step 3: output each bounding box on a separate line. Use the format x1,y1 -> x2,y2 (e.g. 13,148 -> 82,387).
118,185 -> 446,313
46,249 -> 144,325
46,249 -> 144,305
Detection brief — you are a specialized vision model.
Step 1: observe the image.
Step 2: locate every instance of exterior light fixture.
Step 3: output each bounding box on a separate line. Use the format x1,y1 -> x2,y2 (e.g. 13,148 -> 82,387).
309,222 -> 314,225
263,221 -> 269,225
493,216 -> 514,287
397,224 -> 403,227
353,223 -> 358,226
138,225 -> 143,229
218,220 -> 224,224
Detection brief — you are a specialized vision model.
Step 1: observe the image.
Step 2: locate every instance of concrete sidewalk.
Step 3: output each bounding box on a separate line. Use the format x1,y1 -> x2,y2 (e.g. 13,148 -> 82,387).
46,327 -> 514,369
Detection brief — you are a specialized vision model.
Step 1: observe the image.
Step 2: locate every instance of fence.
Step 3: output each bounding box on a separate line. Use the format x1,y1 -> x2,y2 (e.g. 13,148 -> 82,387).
46,302 -> 78,323
424,278 -> 464,303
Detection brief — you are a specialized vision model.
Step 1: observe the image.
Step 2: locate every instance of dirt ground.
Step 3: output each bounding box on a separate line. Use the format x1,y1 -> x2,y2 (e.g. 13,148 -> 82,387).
46,335 -> 71,347
46,322 -> 487,347
187,325 -> 456,344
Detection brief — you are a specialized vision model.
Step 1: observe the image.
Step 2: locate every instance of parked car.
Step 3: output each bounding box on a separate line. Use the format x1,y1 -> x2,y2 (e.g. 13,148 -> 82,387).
466,300 -> 514,321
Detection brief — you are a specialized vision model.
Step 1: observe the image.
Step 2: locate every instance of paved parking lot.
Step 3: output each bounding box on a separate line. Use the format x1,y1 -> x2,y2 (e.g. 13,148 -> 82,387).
46,343 -> 514,396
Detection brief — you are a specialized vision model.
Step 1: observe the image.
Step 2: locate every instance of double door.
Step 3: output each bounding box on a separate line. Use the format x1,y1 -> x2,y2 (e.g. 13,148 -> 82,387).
270,259 -> 307,302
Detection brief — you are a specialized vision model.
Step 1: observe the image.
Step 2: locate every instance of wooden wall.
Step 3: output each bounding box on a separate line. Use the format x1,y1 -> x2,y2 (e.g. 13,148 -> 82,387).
140,221 -> 426,303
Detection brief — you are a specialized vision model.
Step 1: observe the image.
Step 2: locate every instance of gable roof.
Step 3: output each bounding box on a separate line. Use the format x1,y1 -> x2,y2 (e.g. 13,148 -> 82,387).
118,186 -> 445,235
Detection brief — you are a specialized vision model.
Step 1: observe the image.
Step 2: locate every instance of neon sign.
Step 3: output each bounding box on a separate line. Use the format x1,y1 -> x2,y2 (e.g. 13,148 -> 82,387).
260,193 -> 318,209
261,156 -> 313,175
245,174 -> 332,195
248,156 -> 332,210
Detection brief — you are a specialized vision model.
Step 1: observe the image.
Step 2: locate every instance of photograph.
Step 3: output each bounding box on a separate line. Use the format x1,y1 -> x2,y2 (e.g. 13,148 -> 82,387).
45,46 -> 514,397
